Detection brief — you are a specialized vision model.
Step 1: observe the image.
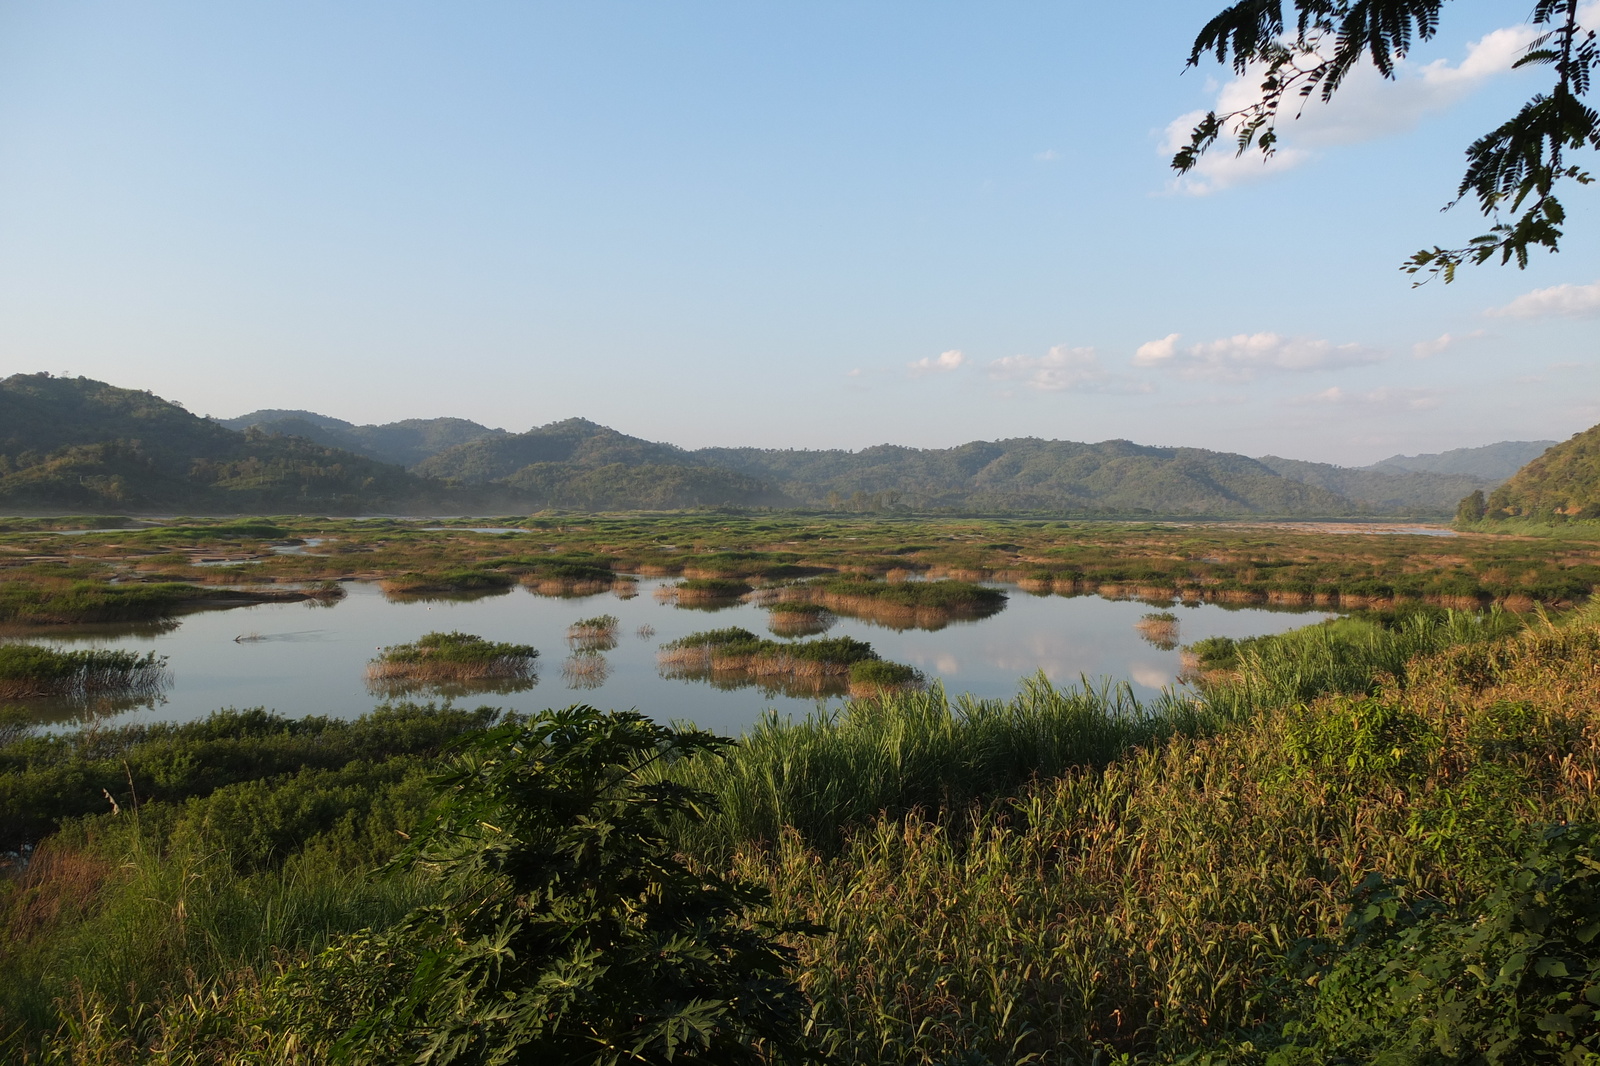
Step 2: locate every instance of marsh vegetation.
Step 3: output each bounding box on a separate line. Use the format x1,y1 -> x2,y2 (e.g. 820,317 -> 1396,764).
364,631 -> 539,695
0,645 -> 167,702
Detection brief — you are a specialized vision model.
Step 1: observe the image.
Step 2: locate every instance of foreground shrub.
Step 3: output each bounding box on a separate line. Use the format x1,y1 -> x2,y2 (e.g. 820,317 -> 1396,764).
285,707 -> 821,1065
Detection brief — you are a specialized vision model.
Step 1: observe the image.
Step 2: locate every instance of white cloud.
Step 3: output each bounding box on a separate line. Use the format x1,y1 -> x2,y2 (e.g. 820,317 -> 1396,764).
907,349 -> 966,376
1485,279 -> 1600,319
987,345 -> 1143,393
1289,385 -> 1444,410
1035,149 -> 1060,161
1133,331 -> 1381,381
1412,329 -> 1484,358
846,367 -> 863,377
1163,18 -> 1547,195
1133,332 -> 1181,366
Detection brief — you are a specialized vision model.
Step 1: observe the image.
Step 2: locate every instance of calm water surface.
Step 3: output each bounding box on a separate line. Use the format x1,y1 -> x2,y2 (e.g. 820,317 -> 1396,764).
12,580 -> 1333,733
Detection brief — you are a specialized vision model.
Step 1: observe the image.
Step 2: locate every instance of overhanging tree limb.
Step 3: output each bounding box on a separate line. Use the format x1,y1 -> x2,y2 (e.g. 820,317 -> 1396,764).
1174,0 -> 1597,282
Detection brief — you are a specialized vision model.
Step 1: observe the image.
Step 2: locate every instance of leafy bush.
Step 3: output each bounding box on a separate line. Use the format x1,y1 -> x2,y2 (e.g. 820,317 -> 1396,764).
1265,825 -> 1600,1064
284,707 -> 821,1065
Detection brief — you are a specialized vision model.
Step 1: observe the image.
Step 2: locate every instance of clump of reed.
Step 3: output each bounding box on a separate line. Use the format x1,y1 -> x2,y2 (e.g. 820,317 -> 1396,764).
364,631 -> 538,692
1135,610 -> 1180,649
566,614 -> 621,652
635,624 -> 656,640
657,627 -> 899,695
765,601 -> 836,637
845,659 -> 924,698
777,577 -> 1007,630
0,644 -> 168,701
379,570 -> 516,599
665,578 -> 754,605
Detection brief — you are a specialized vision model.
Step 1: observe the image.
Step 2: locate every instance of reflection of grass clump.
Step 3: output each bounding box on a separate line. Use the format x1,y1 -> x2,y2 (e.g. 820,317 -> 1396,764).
0,644 -> 168,700
366,631 -> 539,689
562,652 -> 612,690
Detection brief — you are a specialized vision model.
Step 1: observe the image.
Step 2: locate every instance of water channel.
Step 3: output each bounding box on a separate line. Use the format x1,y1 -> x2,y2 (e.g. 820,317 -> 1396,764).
8,579 -> 1335,733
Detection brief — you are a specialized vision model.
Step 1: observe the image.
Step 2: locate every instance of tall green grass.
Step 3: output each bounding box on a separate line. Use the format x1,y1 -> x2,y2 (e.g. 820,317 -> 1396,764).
661,675 -> 1210,858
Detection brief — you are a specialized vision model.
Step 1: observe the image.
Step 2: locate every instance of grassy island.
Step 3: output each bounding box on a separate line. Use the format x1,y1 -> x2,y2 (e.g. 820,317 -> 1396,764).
378,569 -> 517,598
566,613 -> 620,651
662,577 -> 754,605
0,644 -> 167,701
365,631 -> 539,691
764,601 -> 836,636
775,577 -> 1007,630
658,626 -> 922,697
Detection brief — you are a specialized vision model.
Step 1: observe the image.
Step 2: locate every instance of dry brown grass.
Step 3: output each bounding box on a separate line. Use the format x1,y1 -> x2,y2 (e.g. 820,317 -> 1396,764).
0,846 -> 113,954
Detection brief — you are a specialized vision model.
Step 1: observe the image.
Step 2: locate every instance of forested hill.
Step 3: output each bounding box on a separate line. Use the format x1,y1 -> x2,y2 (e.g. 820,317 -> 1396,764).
1480,425 -> 1600,520
1255,455 -> 1494,514
689,439 -> 1358,514
0,374 -> 459,513
219,410 -> 508,468
1364,440 -> 1555,480
418,419 -> 1477,516
0,375 -> 1522,516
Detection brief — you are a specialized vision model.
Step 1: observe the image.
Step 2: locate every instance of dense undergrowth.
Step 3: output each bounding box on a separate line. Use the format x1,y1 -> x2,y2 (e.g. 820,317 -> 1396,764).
5,604 -> 1600,1061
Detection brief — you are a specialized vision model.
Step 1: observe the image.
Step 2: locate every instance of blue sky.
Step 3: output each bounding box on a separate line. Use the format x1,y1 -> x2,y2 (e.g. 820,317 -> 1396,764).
0,0 -> 1595,465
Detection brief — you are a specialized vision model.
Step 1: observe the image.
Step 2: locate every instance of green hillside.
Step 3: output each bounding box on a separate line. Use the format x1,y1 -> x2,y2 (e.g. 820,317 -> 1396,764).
220,410 -> 507,467
1480,423 -> 1600,521
1257,454 -> 1492,513
0,375 -> 457,513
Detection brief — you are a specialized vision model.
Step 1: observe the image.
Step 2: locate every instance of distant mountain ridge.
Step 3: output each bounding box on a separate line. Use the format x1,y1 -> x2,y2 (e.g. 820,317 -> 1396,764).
219,409 -> 508,468
1363,440 -> 1555,480
0,374 -> 1547,516
0,375 -> 461,512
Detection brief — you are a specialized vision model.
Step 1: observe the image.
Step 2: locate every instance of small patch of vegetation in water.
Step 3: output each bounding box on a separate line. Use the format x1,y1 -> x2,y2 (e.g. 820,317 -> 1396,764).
365,631 -> 538,693
566,614 -> 620,652
0,644 -> 167,701
1136,610 -> 1180,649
379,569 -> 517,598
658,626 -> 918,697
765,601 -> 836,636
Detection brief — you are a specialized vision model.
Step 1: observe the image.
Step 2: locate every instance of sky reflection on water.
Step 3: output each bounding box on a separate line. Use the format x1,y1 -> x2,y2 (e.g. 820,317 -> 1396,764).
9,579 -> 1333,734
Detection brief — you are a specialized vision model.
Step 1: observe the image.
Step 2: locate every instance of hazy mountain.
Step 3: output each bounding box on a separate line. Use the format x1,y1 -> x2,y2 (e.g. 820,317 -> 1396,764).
691,439 -> 1357,514
220,409 -> 507,468
1256,456 -> 1493,514
415,418 -> 692,481
4,376 -> 1526,517
0,374 -> 462,512
1364,440 -> 1555,480
421,421 -> 1360,515
1482,427 -> 1600,520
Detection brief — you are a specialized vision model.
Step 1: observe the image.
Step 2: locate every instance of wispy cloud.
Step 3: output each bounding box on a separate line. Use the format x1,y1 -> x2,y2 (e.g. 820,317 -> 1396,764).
1133,331 -> 1381,381
1162,18 -> 1549,195
987,345 -> 1146,393
1412,329 -> 1485,358
1289,385 -> 1445,410
1485,279 -> 1600,319
907,349 -> 966,376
